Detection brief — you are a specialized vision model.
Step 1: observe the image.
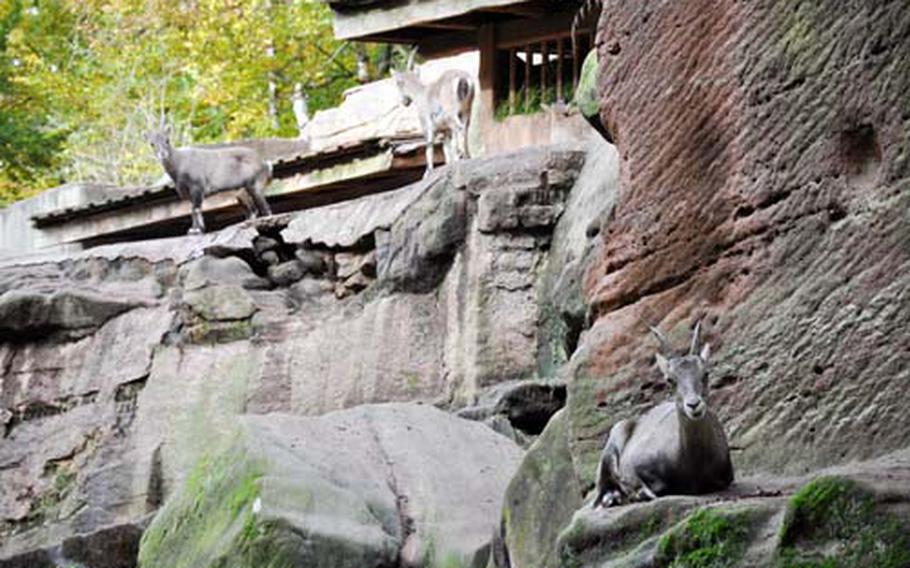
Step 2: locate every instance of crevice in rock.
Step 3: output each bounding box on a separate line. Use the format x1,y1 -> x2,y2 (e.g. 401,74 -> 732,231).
113,375 -> 149,437
562,310 -> 586,360
365,420 -> 417,568
2,391 -> 99,438
146,445 -> 164,511
839,122 -> 882,190
490,518 -> 512,568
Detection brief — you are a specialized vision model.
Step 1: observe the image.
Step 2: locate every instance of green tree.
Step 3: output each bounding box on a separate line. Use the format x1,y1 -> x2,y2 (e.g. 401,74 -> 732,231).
0,0 -> 68,205
1,0 -> 380,204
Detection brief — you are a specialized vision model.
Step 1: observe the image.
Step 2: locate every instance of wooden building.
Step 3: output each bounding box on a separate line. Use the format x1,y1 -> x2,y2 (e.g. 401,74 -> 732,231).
326,0 -> 596,155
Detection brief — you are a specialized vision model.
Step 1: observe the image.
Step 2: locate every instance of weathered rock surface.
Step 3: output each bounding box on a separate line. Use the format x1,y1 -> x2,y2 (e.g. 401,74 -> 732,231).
493,1 -> 910,566
0,145 -> 593,564
494,410 -> 583,568
577,0 -> 910,479
137,404 -> 524,568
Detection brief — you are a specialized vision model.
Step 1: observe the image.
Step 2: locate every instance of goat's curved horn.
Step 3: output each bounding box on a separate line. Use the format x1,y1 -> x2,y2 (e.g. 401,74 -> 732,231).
648,325 -> 674,356
406,46 -> 418,71
689,320 -> 702,356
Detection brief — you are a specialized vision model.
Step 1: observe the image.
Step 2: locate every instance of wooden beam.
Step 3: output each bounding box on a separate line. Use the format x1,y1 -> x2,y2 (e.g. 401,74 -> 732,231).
556,37 -> 564,103
413,14 -> 481,31
524,43 -> 531,112
477,1 -> 548,18
478,23 -> 497,128
495,13 -> 582,50
541,40 -> 548,105
415,30 -> 477,59
508,47 -> 516,114
332,0 -> 537,41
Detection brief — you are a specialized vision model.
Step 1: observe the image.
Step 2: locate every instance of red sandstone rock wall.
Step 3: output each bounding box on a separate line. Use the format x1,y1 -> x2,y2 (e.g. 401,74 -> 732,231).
568,0 -> 910,479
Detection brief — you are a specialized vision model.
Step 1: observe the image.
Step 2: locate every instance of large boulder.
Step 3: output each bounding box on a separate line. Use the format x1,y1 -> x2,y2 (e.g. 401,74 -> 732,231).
138,404 -> 524,568
495,410 -> 583,568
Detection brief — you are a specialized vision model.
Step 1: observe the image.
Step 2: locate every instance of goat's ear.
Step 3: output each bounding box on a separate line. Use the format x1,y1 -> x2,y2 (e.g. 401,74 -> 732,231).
700,342 -> 711,363
655,352 -> 670,377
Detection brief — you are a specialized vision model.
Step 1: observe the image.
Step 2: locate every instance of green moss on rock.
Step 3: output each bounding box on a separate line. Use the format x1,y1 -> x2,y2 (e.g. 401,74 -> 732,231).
574,49 -> 600,120
777,476 -> 910,568
501,410 -> 583,568
138,443 -> 265,568
654,508 -> 751,568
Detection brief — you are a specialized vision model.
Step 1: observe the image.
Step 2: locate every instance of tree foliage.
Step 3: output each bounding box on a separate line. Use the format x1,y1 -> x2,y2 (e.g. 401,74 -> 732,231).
0,0 -> 376,205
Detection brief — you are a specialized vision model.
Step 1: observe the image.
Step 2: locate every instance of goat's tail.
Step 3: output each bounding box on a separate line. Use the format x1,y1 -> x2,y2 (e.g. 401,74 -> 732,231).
457,76 -> 474,103
572,0 -> 604,57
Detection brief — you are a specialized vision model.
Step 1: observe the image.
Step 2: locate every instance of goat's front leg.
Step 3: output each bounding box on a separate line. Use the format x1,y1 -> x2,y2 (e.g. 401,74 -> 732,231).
237,191 -> 256,220
593,419 -> 636,509
423,124 -> 435,179
453,116 -> 469,160
442,133 -> 455,165
249,176 -> 272,218
188,187 -> 205,235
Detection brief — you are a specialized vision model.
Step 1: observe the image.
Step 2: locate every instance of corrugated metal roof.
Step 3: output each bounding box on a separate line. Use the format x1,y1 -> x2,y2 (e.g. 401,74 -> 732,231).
31,135 -> 426,227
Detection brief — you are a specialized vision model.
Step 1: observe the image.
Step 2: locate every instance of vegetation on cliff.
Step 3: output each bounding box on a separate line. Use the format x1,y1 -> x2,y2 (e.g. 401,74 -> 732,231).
0,0 -> 384,205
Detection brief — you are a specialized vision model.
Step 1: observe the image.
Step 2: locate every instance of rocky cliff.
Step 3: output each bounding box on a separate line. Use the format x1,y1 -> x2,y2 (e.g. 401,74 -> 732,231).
496,0 -> 910,567
0,141 -> 619,567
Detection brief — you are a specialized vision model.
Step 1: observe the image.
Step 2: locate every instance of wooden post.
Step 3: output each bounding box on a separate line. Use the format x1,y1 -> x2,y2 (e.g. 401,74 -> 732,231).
556,37 -> 564,103
572,37 -> 579,92
508,48 -> 516,115
478,24 -> 496,154
524,43 -> 531,112
541,40 -> 548,105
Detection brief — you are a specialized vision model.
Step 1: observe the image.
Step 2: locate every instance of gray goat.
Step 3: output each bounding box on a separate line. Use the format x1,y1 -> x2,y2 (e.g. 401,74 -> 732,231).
146,125 -> 272,235
392,55 -> 475,178
592,322 -> 734,508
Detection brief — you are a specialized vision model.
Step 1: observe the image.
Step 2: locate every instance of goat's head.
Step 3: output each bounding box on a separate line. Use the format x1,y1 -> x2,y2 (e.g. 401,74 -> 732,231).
650,322 -> 712,421
145,125 -> 173,162
391,70 -> 417,107
391,46 -> 420,107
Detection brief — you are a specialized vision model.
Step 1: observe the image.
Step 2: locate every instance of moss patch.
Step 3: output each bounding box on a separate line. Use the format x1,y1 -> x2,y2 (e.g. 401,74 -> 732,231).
777,476 -> 910,568
655,508 -> 751,568
138,443 -> 267,568
574,49 -> 599,120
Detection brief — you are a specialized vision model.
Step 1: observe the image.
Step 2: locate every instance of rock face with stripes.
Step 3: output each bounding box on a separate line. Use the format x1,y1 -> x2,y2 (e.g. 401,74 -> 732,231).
492,1 -> 910,566
575,0 -> 910,483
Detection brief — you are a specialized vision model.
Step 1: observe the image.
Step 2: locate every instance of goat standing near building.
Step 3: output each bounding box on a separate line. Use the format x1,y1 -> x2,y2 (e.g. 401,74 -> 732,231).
146,123 -> 272,235
592,322 -> 734,508
392,50 -> 475,178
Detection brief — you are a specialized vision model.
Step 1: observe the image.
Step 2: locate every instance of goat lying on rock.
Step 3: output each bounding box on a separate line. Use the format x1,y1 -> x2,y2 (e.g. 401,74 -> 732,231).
147,125 -> 272,235
592,322 -> 733,508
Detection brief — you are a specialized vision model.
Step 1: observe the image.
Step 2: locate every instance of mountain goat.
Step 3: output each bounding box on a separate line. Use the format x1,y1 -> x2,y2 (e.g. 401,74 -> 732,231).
147,125 -> 272,235
592,322 -> 734,508
392,51 -> 475,178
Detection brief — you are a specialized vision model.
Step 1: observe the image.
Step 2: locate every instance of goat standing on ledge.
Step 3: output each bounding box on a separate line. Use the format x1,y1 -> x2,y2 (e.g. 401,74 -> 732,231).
592,322 -> 734,508
392,54 -> 475,179
147,125 -> 272,235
